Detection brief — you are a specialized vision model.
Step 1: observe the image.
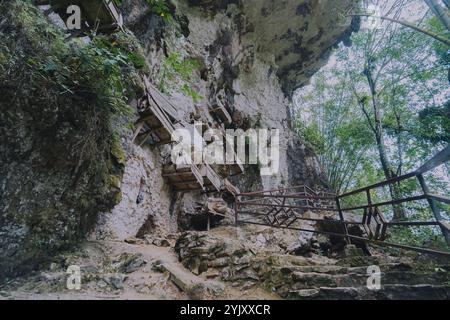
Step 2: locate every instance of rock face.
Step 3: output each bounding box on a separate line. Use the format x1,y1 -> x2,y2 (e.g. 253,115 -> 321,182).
240,0 -> 359,95
1,0 -> 358,279
0,1 -> 142,278
175,228 -> 450,300
94,0 -> 352,240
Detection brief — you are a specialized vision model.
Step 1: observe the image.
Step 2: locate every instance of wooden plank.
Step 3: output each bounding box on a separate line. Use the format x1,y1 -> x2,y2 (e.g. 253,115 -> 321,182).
143,77 -> 179,121
148,98 -> 175,134
190,164 -> 204,188
200,164 -> 222,191
163,163 -> 204,190
229,162 -> 245,175
163,172 -> 197,179
210,100 -> 232,124
132,122 -> 145,143
157,262 -> 194,292
172,182 -> 202,191
224,179 -> 240,196
104,0 -> 123,28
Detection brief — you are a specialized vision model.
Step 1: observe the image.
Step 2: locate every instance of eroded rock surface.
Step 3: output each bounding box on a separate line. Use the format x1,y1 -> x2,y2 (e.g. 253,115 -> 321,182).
0,1 -> 140,278
2,0 -> 357,281
91,0 -> 354,248
175,227 -> 450,300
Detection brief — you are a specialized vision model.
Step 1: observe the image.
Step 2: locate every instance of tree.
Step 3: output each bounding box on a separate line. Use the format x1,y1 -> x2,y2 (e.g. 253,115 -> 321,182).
293,71 -> 375,195
424,0 -> 450,31
294,1 -> 449,221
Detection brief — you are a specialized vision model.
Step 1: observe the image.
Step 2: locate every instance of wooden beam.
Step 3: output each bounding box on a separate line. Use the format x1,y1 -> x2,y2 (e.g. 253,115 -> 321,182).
132,122 -> 145,143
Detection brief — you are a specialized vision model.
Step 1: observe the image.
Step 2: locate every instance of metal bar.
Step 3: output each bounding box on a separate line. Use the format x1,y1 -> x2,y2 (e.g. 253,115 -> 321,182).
236,211 -> 365,225
277,212 -> 296,227
417,174 -> 450,247
236,202 -> 340,212
237,221 -> 450,257
272,197 -> 287,220
235,196 -> 239,227
238,194 -> 336,201
338,145 -> 450,200
341,194 -> 428,211
377,208 -> 388,224
362,223 -> 372,239
239,185 -> 335,197
233,146 -> 450,255
366,189 -> 372,212
362,208 -> 368,224
336,197 -> 350,244
337,172 -> 417,199
380,223 -> 388,241
386,221 -> 440,226
367,207 -> 373,225
427,193 -> 450,205
238,186 -> 307,196
237,198 -> 275,204
374,207 -> 388,241
416,145 -> 450,174
372,211 -> 381,240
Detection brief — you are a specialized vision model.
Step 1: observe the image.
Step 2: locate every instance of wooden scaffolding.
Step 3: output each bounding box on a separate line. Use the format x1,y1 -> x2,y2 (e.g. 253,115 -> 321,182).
132,77 -> 179,146
132,77 -> 245,193
205,125 -> 245,178
209,99 -> 232,125
162,163 -> 204,192
200,164 -> 223,192
39,0 -> 123,34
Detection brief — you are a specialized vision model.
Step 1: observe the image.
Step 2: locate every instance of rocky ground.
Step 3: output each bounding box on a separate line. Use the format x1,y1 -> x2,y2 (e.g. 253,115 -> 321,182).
1,225 -> 449,300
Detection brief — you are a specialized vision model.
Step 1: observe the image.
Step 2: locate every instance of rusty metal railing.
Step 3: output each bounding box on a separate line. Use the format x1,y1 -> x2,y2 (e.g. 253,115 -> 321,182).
235,145 -> 450,257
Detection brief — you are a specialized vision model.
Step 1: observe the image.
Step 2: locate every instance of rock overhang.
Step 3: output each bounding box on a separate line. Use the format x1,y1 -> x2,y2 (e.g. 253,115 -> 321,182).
240,0 -> 361,96
184,0 -> 360,96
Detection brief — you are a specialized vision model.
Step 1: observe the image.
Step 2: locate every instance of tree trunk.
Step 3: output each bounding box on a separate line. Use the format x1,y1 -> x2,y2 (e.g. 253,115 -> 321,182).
443,0 -> 450,10
364,65 -> 405,220
349,14 -> 450,46
424,0 -> 450,31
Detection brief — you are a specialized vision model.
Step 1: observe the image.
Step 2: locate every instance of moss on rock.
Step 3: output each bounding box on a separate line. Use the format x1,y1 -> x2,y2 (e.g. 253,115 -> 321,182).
0,0 -> 144,279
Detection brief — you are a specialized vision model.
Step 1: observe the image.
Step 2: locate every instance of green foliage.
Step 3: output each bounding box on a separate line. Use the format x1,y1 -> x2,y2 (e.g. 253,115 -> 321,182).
113,0 -> 123,6
95,32 -> 149,71
113,0 -> 172,21
297,122 -> 325,153
294,10 -> 449,247
294,72 -> 375,194
296,13 -> 448,191
159,52 -> 203,102
1,4 -> 144,115
0,0 -> 145,266
128,52 -> 147,70
181,84 -> 203,103
388,225 -> 449,251
146,0 -> 172,22
163,52 -> 201,82
426,16 -> 450,68
35,43 -> 130,114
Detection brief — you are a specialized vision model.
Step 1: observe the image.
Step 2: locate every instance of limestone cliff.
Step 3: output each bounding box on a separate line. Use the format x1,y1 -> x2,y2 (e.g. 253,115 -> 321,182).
0,0 -> 359,279
94,0 -> 356,238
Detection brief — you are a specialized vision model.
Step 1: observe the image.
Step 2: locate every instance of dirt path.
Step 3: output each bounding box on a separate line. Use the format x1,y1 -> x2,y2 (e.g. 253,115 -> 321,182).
0,240 -> 279,300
